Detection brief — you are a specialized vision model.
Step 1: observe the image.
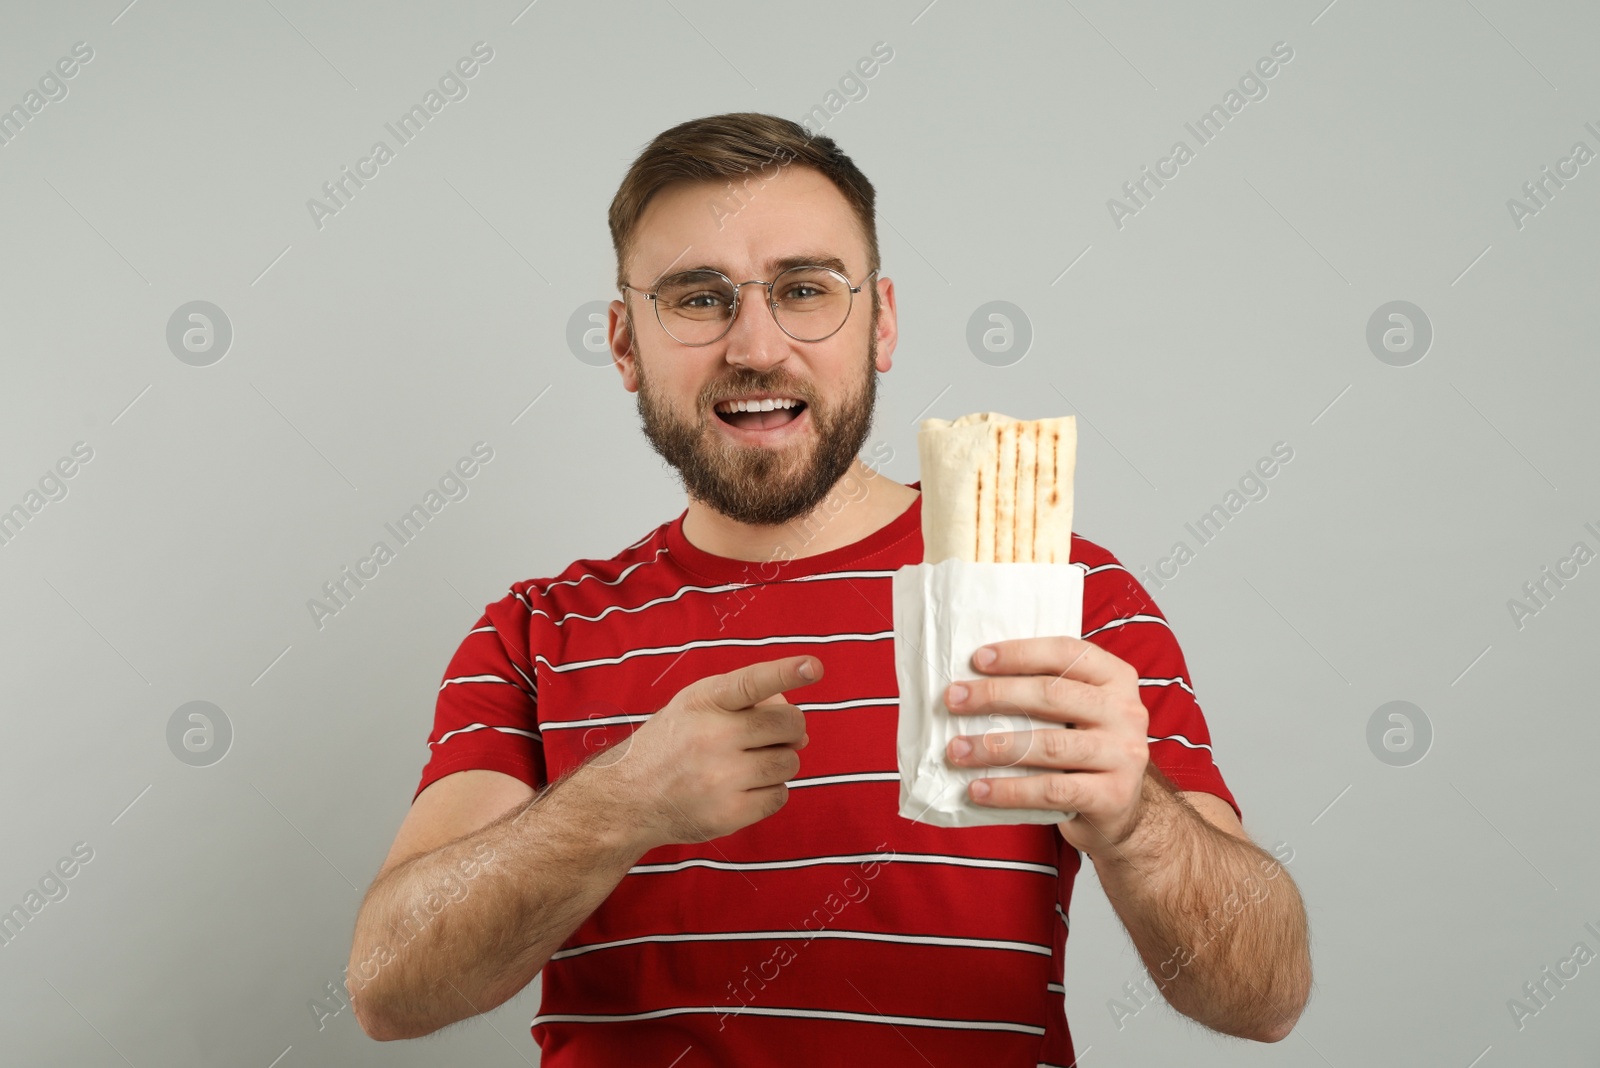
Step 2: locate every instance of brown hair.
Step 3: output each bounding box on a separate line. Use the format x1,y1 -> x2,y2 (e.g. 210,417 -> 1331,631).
608,112 -> 880,302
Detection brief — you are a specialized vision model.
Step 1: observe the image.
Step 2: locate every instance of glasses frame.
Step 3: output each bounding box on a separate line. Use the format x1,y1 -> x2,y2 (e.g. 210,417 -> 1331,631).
621,265 -> 879,346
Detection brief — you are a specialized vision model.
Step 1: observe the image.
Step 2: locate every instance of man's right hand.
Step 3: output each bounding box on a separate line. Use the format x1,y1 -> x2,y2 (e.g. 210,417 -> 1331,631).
594,655 -> 822,850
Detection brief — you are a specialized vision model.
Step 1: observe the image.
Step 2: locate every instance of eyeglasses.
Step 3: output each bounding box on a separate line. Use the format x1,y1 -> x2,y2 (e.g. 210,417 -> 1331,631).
621,265 -> 878,346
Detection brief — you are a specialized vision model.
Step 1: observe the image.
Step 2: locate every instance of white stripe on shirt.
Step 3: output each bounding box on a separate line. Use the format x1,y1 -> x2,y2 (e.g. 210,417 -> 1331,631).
622,530 -> 658,552
630,850 -> 1057,878
1149,732 -> 1212,753
432,722 -> 542,746
539,631 -> 893,673
532,570 -> 900,627
438,673 -> 531,694
456,626 -> 538,694
530,1003 -> 1047,1035
538,697 -> 897,733
784,772 -> 899,790
1084,613 -> 1171,638
1139,675 -> 1195,697
530,548 -> 670,597
550,928 -> 1051,961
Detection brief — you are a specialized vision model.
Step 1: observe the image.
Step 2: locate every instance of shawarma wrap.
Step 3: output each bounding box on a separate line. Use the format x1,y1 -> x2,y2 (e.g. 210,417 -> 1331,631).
916,412 -> 1077,564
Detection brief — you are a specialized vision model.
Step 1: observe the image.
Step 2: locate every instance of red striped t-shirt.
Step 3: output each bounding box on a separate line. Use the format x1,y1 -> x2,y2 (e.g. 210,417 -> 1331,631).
414,482 -> 1238,1066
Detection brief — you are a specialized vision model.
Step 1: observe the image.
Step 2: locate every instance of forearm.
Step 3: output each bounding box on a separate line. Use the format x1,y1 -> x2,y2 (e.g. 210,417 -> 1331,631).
349,764 -> 650,1041
1092,769 -> 1311,1041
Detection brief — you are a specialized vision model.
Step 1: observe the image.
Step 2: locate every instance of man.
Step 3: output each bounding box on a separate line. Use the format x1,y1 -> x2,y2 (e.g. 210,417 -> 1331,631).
348,112 -> 1311,1063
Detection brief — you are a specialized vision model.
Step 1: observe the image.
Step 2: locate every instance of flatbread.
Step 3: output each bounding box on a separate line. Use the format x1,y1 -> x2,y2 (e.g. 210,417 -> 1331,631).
917,412 -> 1077,564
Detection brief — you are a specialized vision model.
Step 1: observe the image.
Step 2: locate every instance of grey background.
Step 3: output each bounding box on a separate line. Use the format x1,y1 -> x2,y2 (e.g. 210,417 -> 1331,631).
2,0 -> 1596,1063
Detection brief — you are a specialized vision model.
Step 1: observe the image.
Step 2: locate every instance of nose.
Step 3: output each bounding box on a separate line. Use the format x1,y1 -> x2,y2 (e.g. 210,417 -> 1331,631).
723,281 -> 790,372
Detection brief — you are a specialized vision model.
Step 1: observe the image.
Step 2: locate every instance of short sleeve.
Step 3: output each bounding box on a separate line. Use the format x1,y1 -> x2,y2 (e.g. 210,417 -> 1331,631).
413,587 -> 547,803
1075,544 -> 1242,821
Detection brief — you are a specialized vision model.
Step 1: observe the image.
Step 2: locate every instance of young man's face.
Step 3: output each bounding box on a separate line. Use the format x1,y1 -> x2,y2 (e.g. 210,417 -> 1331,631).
609,163 -> 897,527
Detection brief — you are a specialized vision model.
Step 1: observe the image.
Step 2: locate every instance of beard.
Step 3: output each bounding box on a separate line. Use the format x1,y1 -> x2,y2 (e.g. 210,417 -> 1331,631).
633,314 -> 879,528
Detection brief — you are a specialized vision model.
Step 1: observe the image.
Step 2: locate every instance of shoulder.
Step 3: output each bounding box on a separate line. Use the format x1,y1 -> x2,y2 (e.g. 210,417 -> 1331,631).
1067,531 -> 1171,635
1067,530 -> 1130,572
1068,530 -> 1144,599
496,521 -> 675,620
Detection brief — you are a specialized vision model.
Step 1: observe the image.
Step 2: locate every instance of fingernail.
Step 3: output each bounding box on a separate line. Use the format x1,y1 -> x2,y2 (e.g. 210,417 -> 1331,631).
950,737 -> 972,759
948,683 -> 968,705
971,779 -> 991,800
798,660 -> 816,681
975,646 -> 997,669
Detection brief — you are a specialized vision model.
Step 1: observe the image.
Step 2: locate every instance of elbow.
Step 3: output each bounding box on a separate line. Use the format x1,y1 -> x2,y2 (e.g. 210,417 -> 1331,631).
1212,1008 -> 1298,1044
1190,968 -> 1310,1043
1253,1016 -> 1296,1043
351,989 -> 400,1042
1244,983 -> 1311,1043
352,992 -> 427,1043
349,967 -> 473,1042
345,951 -> 391,1040
1239,928 -> 1313,1042
348,969 -> 426,1042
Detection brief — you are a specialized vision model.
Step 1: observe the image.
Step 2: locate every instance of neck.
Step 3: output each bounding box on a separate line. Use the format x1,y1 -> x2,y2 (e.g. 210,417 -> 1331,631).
680,458 -> 919,563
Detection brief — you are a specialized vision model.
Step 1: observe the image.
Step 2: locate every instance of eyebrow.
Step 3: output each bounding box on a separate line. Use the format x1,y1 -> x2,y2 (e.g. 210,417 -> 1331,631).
656,253 -> 852,284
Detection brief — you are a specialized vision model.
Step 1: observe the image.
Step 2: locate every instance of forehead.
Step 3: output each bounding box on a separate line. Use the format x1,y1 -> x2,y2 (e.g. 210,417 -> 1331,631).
630,163 -> 867,282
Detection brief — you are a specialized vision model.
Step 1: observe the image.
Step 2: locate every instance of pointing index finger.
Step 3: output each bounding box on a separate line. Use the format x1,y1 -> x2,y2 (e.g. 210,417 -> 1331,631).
706,655 -> 822,711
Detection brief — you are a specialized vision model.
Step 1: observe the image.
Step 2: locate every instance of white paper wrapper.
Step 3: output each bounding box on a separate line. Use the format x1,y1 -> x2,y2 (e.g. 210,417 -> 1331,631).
894,559 -> 1085,828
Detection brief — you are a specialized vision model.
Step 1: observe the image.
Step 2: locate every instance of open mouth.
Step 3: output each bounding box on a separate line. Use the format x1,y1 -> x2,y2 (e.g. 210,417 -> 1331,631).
713,396 -> 808,432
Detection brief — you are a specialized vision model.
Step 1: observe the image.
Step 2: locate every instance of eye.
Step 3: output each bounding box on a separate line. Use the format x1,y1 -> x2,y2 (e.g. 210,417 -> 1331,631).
659,286 -> 733,313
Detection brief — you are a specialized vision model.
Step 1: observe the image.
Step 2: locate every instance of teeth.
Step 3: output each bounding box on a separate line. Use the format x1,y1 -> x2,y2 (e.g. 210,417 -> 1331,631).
716,397 -> 800,413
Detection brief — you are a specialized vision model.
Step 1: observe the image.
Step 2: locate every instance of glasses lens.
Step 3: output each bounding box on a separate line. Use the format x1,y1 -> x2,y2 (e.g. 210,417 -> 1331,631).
655,271 -> 737,344
772,267 -> 851,341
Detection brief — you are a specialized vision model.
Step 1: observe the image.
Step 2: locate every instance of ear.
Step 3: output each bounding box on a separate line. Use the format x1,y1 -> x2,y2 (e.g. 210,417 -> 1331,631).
872,275 -> 897,374
610,298 -> 639,392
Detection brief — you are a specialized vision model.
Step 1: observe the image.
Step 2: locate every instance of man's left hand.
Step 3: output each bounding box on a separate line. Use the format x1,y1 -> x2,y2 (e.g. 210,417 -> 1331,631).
943,636 -> 1150,857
